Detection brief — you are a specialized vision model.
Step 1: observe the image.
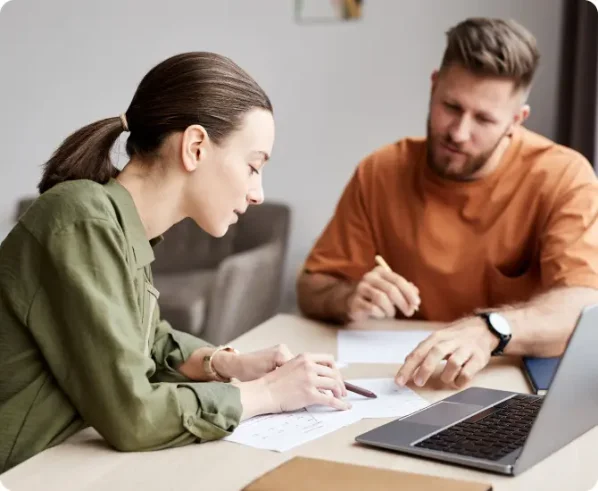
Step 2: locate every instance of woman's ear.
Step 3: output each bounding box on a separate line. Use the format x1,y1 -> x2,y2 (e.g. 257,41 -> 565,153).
181,124 -> 209,172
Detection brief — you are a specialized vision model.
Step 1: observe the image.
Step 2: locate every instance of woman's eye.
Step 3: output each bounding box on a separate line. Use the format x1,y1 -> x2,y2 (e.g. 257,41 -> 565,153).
249,165 -> 260,175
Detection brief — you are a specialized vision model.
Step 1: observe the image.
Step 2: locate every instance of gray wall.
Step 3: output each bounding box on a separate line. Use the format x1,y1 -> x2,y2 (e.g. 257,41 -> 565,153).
0,0 -> 565,312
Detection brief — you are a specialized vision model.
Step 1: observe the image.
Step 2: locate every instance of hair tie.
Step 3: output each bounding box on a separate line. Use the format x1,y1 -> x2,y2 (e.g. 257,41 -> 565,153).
119,113 -> 130,132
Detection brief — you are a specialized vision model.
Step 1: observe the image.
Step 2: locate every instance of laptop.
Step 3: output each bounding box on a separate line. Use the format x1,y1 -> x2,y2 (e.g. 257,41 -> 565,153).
355,304 -> 598,476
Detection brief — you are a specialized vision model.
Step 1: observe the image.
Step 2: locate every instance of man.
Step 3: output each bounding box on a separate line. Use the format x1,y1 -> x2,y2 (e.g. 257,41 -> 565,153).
296,18 -> 598,390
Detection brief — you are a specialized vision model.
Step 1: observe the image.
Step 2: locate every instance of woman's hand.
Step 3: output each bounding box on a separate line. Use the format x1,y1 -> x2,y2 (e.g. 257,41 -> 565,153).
235,353 -> 351,420
264,353 -> 349,413
212,344 -> 294,382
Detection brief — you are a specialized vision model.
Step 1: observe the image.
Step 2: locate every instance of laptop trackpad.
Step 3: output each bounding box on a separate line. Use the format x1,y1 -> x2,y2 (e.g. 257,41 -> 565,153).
405,401 -> 483,427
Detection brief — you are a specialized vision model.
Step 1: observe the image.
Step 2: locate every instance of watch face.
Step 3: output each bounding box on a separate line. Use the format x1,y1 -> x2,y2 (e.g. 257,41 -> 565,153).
488,313 -> 511,336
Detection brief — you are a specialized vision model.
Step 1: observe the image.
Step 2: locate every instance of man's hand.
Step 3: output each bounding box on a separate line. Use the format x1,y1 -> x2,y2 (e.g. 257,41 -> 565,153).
395,316 -> 499,388
347,265 -> 421,322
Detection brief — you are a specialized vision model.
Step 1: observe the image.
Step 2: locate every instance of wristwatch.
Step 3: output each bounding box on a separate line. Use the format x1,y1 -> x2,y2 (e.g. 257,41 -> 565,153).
478,312 -> 512,356
203,345 -> 239,382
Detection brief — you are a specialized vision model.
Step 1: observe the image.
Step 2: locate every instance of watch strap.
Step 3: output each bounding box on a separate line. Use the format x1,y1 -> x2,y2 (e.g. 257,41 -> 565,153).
479,312 -> 511,356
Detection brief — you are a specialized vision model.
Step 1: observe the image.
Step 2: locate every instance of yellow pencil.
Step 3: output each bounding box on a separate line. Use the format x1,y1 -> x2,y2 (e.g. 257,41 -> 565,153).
375,255 -> 392,272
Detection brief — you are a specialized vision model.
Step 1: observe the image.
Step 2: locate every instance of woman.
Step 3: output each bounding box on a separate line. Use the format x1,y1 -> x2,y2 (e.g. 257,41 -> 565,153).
0,52 -> 350,473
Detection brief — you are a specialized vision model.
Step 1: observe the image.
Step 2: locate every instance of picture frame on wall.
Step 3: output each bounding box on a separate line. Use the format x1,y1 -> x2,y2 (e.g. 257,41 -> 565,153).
295,0 -> 363,24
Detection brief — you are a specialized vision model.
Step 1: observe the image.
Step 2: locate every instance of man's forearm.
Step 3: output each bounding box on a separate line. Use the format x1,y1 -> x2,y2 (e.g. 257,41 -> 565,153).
296,272 -> 357,324
496,286 -> 598,357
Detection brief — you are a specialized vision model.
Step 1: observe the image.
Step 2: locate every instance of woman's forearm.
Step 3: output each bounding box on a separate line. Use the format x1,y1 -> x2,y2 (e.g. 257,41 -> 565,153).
232,378 -> 277,421
176,347 -> 238,381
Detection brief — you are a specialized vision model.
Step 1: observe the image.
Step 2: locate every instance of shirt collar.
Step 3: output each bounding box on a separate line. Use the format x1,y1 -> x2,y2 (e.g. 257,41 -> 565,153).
104,178 -> 163,268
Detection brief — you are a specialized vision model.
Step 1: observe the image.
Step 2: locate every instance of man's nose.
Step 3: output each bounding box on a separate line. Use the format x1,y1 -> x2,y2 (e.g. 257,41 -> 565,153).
449,115 -> 472,144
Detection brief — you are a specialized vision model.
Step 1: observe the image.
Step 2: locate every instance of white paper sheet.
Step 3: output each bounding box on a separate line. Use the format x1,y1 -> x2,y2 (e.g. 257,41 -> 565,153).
307,378 -> 430,420
337,330 -> 432,364
224,378 -> 429,452
224,408 -> 361,452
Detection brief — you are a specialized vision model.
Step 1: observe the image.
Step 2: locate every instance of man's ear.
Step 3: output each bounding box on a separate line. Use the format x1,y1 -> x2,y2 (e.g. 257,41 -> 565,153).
181,124 -> 209,172
518,104 -> 531,125
505,104 -> 530,136
511,104 -> 530,132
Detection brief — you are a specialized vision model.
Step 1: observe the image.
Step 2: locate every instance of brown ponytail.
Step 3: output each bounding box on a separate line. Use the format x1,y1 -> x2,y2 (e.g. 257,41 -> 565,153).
38,117 -> 125,194
38,52 -> 272,194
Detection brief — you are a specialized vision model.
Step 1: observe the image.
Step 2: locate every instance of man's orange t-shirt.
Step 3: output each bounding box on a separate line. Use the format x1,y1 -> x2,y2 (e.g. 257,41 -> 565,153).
303,127 -> 598,322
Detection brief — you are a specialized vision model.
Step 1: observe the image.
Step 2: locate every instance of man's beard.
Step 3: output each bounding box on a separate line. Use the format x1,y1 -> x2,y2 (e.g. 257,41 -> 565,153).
425,116 -> 509,182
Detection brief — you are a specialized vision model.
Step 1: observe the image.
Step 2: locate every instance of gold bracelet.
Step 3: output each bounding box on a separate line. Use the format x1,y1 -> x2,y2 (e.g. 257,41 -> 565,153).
203,345 -> 239,382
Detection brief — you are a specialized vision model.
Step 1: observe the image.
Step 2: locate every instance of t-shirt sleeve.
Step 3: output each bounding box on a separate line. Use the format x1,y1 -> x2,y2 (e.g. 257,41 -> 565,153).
303,162 -> 377,281
539,157 -> 598,290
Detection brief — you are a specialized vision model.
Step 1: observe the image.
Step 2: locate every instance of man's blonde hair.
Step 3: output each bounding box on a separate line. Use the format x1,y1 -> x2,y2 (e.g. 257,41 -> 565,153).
440,18 -> 540,92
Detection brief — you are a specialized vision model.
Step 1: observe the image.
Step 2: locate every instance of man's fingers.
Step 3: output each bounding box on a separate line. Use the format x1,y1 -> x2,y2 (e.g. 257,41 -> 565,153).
440,347 -> 472,385
455,354 -> 486,388
351,296 -> 386,320
369,304 -> 386,319
357,282 -> 395,317
378,268 -> 421,310
367,268 -> 420,316
353,266 -> 422,320
368,274 -> 412,316
395,334 -> 448,386
412,341 -> 457,387
395,337 -> 434,386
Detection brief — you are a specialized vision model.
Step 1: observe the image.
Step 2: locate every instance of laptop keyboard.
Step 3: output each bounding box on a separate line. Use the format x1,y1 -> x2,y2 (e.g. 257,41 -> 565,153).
414,394 -> 543,461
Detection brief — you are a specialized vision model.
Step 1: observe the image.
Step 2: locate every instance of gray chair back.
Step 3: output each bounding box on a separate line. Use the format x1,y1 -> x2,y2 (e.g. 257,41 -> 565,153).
153,202 -> 291,273
152,219 -> 237,273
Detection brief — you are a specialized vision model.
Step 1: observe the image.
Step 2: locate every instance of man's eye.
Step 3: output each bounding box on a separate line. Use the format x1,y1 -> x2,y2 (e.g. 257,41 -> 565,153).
476,116 -> 493,125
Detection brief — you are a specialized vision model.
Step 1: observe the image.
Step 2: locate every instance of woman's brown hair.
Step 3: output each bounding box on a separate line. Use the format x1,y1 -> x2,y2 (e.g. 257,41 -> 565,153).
38,52 -> 272,194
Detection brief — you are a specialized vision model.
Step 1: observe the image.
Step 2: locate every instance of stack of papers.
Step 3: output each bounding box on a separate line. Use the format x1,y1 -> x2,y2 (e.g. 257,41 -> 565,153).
224,378 -> 430,452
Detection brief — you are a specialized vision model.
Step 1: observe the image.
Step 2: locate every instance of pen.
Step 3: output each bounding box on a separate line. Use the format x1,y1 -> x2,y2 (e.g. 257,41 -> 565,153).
344,381 -> 377,399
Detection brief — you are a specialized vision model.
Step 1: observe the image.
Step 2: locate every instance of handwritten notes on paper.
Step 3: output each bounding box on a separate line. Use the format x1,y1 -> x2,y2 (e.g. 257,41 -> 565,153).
224,378 -> 429,452
224,409 -> 358,453
337,330 -> 432,364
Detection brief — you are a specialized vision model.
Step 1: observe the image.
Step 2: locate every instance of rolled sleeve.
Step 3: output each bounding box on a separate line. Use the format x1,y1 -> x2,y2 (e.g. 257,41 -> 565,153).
150,318 -> 213,383
180,382 -> 242,441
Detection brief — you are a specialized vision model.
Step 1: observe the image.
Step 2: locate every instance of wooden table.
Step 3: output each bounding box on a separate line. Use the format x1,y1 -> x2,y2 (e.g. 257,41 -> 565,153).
3,314 -> 597,490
